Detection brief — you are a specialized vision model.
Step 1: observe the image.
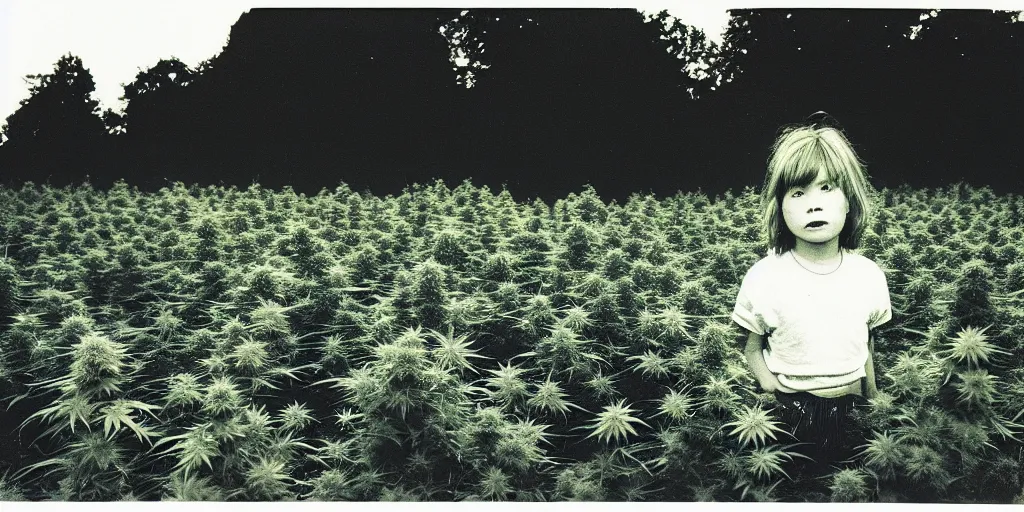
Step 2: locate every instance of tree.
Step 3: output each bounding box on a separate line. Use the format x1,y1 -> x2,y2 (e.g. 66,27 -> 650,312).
891,10 -> 1024,191
640,9 -> 737,100
174,8 -> 464,192
111,57 -> 203,186
436,8 -> 706,201
0,54 -> 107,185
120,57 -> 198,136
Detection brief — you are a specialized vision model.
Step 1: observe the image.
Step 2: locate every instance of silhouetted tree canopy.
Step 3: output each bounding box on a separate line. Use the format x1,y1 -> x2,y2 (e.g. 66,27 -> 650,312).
0,54 -> 107,184
121,57 -> 198,134
0,9 -> 1021,200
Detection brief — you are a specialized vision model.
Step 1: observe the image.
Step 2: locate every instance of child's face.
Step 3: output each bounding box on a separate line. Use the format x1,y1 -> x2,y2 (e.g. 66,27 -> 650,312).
781,168 -> 850,247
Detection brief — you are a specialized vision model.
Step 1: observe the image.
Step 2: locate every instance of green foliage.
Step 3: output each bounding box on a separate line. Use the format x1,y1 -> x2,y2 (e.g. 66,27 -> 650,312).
526,377 -> 577,418
69,334 -> 130,398
951,259 -> 996,331
1,182 -> 1023,502
941,326 -> 1007,371
722,405 -> 786,448
410,259 -> 449,330
586,400 -> 650,444
483,363 -> 530,411
0,258 -> 20,321
829,468 -> 872,502
162,473 -> 226,501
426,326 -> 488,374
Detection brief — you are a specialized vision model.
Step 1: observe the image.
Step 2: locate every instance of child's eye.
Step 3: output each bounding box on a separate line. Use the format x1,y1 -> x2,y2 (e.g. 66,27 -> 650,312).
821,183 -> 833,191
790,190 -> 804,198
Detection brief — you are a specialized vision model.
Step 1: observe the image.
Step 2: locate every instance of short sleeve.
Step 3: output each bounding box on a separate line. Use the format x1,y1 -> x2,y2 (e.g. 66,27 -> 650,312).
867,267 -> 893,330
732,266 -> 767,335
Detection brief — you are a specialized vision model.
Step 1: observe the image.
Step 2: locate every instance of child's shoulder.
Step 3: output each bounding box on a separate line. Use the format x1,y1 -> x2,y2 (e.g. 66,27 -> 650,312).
845,250 -> 887,277
741,251 -> 790,280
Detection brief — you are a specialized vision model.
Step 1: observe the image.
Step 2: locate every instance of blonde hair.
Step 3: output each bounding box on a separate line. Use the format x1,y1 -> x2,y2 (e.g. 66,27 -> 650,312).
761,119 -> 874,254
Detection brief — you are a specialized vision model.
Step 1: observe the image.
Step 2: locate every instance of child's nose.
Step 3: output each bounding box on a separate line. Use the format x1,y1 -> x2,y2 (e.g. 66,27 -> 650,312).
806,206 -> 822,214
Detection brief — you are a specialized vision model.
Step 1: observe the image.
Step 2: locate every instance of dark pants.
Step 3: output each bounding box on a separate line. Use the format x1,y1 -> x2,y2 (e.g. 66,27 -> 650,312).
773,391 -> 867,481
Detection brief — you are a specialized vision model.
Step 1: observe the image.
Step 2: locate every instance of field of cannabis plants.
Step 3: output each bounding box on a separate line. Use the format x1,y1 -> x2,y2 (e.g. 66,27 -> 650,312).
1,179 -> 1023,502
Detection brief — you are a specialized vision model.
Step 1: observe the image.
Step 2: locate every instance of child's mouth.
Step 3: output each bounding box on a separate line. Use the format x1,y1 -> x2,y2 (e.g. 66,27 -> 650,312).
805,221 -> 827,229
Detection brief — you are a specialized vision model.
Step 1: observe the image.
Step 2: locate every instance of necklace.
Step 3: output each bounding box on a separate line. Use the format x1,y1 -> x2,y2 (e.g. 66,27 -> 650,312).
791,250 -> 844,275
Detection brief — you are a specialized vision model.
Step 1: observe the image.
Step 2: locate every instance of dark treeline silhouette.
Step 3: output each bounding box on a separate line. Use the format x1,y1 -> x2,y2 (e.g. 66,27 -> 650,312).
1,8 -> 1021,202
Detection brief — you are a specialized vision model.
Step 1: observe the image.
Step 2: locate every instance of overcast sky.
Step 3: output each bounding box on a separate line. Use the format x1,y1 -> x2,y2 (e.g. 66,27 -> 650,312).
0,0 -> 1020,126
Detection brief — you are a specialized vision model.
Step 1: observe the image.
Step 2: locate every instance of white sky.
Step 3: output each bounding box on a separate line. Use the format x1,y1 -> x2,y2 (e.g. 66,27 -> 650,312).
0,0 -> 1021,126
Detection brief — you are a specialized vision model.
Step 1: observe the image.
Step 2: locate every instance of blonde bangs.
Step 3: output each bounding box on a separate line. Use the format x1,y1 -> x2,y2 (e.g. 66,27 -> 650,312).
761,124 -> 874,254
776,142 -> 833,194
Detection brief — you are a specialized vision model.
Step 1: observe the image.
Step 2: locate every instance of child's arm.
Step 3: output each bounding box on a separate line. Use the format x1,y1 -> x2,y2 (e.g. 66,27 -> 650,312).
742,330 -> 796,393
863,331 -> 879,399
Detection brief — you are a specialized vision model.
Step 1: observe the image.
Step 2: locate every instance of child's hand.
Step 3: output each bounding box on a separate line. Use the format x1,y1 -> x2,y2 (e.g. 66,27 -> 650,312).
760,376 -> 798,394
862,376 -> 879,399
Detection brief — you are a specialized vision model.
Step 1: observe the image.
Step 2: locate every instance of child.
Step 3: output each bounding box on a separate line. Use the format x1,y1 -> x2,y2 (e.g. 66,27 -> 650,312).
731,114 -> 892,490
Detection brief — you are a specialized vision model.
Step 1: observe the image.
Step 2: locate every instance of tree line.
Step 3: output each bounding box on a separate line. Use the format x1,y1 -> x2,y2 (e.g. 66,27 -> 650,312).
1,8 -> 1021,202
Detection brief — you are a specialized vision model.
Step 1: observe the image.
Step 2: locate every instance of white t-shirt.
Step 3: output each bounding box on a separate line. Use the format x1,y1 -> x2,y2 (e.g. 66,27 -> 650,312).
731,249 -> 892,391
